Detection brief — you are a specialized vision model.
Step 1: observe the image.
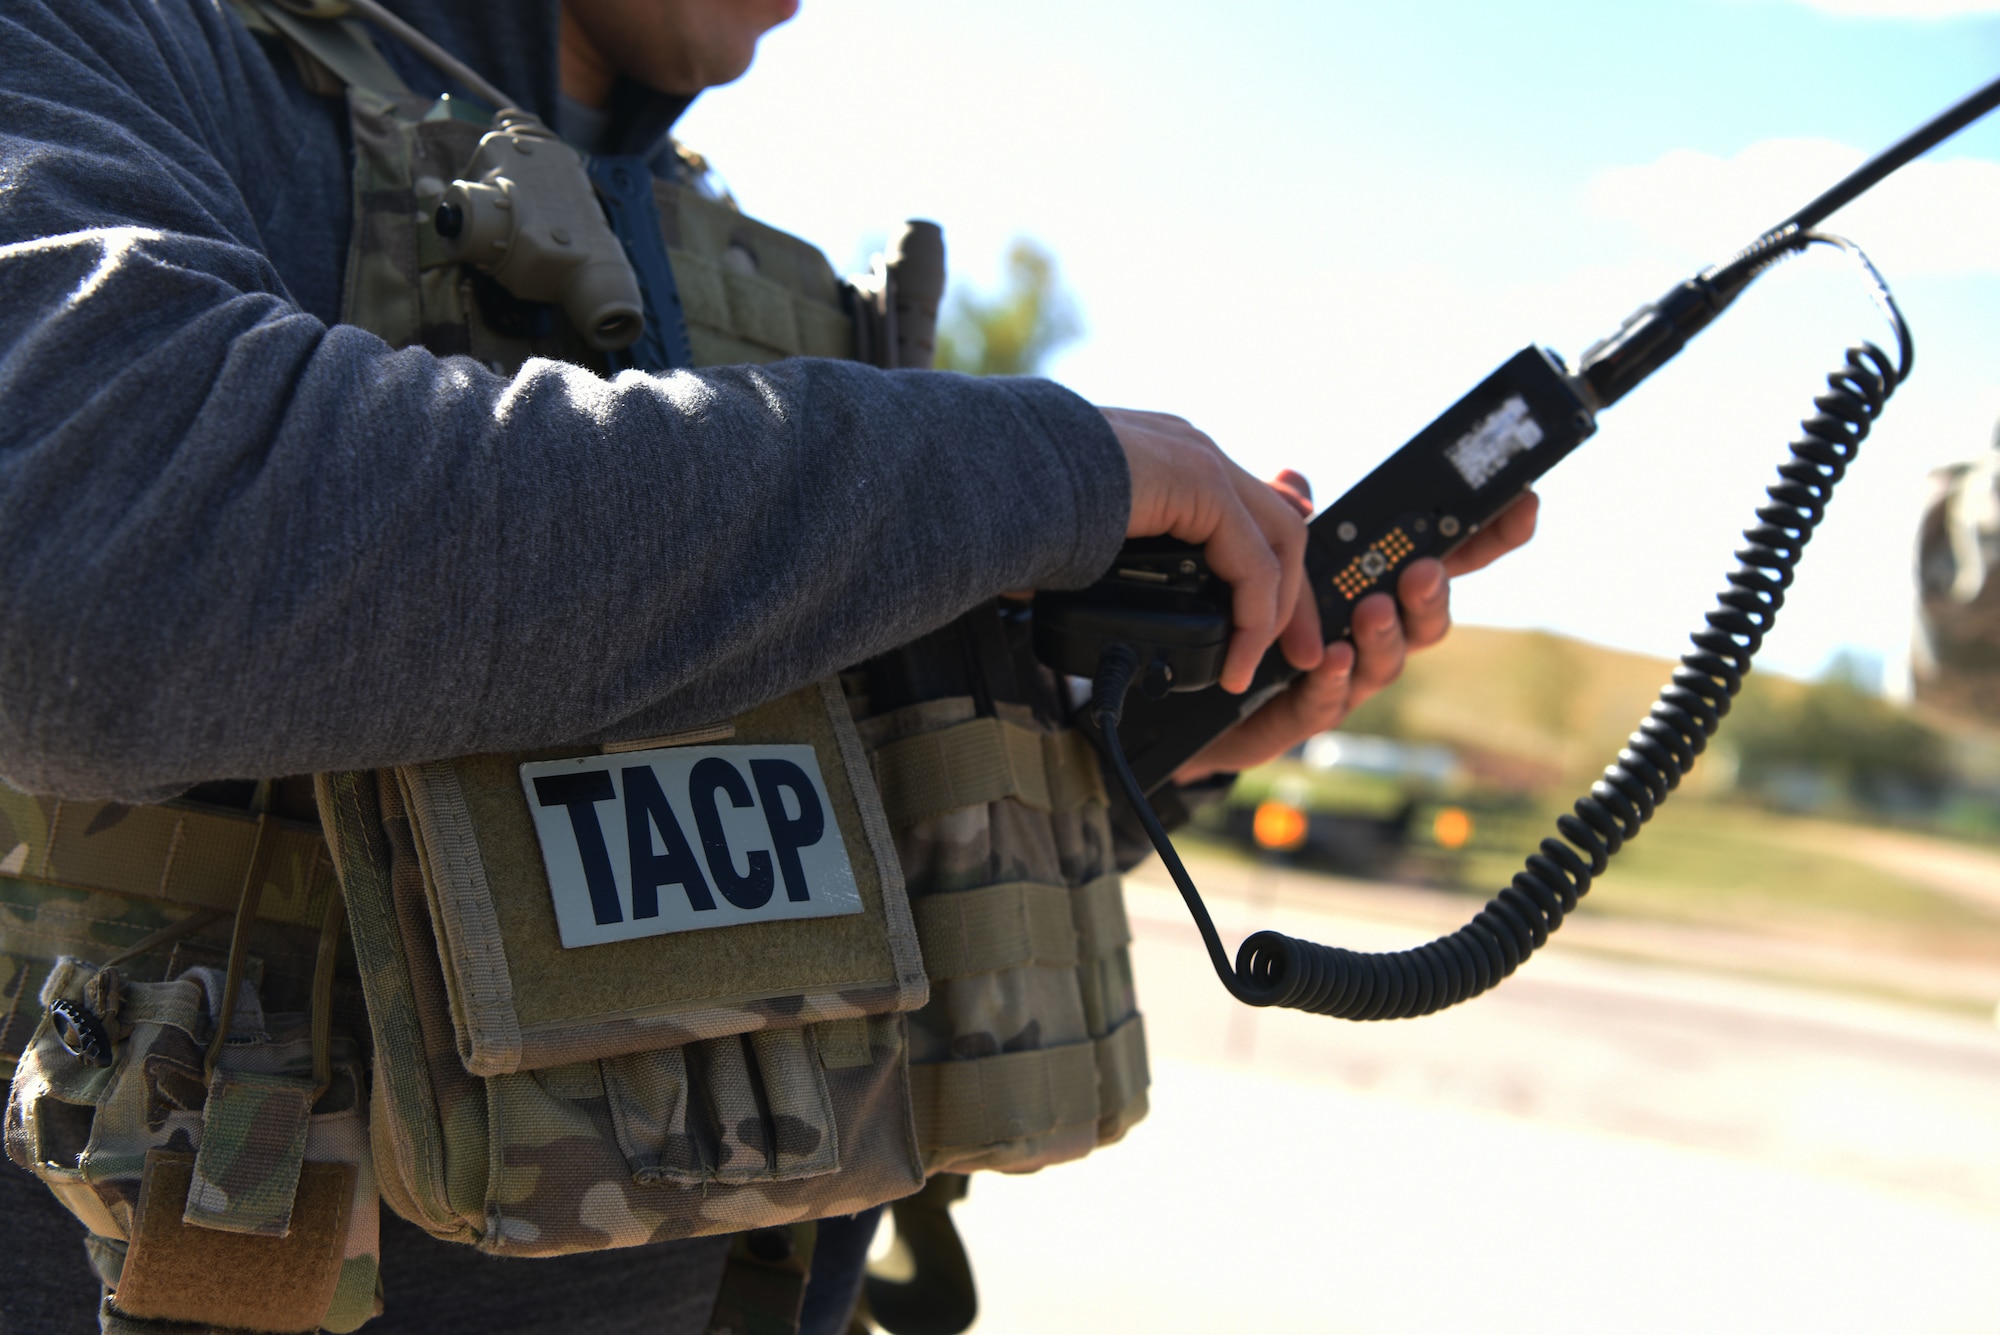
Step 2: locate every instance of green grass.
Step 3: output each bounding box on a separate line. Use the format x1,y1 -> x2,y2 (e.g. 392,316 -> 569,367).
1451,797 -> 2000,946
1203,623 -> 2000,962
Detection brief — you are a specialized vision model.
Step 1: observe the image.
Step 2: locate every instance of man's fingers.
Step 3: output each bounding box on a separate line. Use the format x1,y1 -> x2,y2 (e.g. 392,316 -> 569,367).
1194,486 -> 1286,693
1101,406 -> 1312,694
1443,491 -> 1539,577
1237,653 -> 1351,760
1106,411 -> 1530,789
1170,645 -> 1354,784
1270,469 -> 1314,518
1239,474 -> 1309,689
1346,589 -> 1408,705
1397,558 -> 1450,651
1278,571 -> 1325,672
1194,464 -> 1310,693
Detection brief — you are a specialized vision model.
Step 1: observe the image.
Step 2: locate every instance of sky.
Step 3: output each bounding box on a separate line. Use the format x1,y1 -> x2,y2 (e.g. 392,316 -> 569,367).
677,0 -> 2000,689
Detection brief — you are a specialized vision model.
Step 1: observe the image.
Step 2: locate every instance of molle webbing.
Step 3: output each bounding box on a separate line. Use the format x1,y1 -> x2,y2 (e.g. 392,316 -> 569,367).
870,717 -> 1105,830
660,185 -> 856,366
907,874 -> 1126,978
0,793 -> 334,929
905,1017 -> 1147,1154
862,690 -> 1149,1173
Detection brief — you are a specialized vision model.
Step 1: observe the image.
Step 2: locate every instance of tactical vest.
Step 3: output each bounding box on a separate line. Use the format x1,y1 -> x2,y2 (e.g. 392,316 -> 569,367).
3,8 -> 1147,1333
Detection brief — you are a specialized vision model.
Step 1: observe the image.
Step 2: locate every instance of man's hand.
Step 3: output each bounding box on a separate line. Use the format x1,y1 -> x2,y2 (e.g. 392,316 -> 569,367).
1167,488 -> 1540,785
1105,407 -> 1311,694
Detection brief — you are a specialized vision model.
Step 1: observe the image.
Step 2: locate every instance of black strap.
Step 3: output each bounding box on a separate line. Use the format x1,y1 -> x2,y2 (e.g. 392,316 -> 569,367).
863,1174 -> 977,1335
587,155 -> 695,373
706,1223 -> 817,1335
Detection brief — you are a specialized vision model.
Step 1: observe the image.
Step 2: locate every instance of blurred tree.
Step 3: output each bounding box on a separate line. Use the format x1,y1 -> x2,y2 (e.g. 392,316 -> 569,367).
934,239 -> 1081,377
1726,662 -> 1951,811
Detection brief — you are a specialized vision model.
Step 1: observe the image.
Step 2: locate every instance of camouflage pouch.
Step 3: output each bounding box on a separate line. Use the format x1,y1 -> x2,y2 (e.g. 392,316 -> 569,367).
861,692 -> 1150,1175
316,681 -> 929,1256
6,959 -> 380,1334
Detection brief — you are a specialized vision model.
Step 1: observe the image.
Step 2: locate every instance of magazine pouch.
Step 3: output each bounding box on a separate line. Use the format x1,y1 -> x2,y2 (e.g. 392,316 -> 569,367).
6,959 -> 379,1333
317,680 -> 929,1255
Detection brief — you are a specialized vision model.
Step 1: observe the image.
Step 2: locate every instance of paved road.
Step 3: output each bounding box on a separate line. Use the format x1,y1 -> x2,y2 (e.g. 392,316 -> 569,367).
947,857 -> 2000,1333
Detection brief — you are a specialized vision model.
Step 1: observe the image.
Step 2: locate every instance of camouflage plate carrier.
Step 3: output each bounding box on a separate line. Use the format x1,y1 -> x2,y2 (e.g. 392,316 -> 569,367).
3,5 -> 1149,1333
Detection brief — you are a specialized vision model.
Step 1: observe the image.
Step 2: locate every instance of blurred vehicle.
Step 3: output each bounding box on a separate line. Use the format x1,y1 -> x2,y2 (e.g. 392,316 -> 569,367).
1196,732 -> 1472,878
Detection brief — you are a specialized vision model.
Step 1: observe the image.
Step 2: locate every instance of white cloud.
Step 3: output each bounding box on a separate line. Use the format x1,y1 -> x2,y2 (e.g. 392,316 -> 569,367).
1780,0 -> 2000,14
1587,138 -> 2000,278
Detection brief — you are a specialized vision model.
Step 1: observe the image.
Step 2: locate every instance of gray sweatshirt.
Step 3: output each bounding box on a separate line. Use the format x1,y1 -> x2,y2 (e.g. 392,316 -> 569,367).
0,0 -> 1129,803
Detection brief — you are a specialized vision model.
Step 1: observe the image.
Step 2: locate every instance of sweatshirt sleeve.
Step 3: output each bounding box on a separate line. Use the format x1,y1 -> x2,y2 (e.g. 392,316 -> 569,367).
0,1 -> 1129,801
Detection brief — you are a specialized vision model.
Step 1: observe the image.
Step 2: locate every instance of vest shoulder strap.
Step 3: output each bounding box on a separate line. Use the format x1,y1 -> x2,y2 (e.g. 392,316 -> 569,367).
229,0 -> 412,100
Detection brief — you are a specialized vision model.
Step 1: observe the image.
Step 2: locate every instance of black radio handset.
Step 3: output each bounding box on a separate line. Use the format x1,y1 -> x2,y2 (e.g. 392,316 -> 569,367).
1039,346 -> 1599,793
1033,69 -> 2000,1022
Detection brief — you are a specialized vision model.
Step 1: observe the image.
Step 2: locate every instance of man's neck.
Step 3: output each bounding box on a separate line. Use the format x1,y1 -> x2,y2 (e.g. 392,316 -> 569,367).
558,2 -> 614,110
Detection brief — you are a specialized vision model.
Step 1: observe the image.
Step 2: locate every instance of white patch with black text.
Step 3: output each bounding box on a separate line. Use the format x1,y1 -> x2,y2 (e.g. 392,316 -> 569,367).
521,744 -> 862,949
1445,394 -> 1544,490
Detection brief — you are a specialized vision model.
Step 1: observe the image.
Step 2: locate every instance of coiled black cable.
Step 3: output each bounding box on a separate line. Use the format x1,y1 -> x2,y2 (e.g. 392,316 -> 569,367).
1092,238 -> 1912,1021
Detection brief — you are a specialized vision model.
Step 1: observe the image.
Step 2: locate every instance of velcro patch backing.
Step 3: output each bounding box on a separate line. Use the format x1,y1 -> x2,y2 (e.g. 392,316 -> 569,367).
114,1149 -> 355,1333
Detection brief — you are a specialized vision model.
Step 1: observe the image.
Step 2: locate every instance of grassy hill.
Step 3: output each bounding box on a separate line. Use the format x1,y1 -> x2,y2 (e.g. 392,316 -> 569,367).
1215,625 -> 2000,992
1346,624 -> 1807,795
